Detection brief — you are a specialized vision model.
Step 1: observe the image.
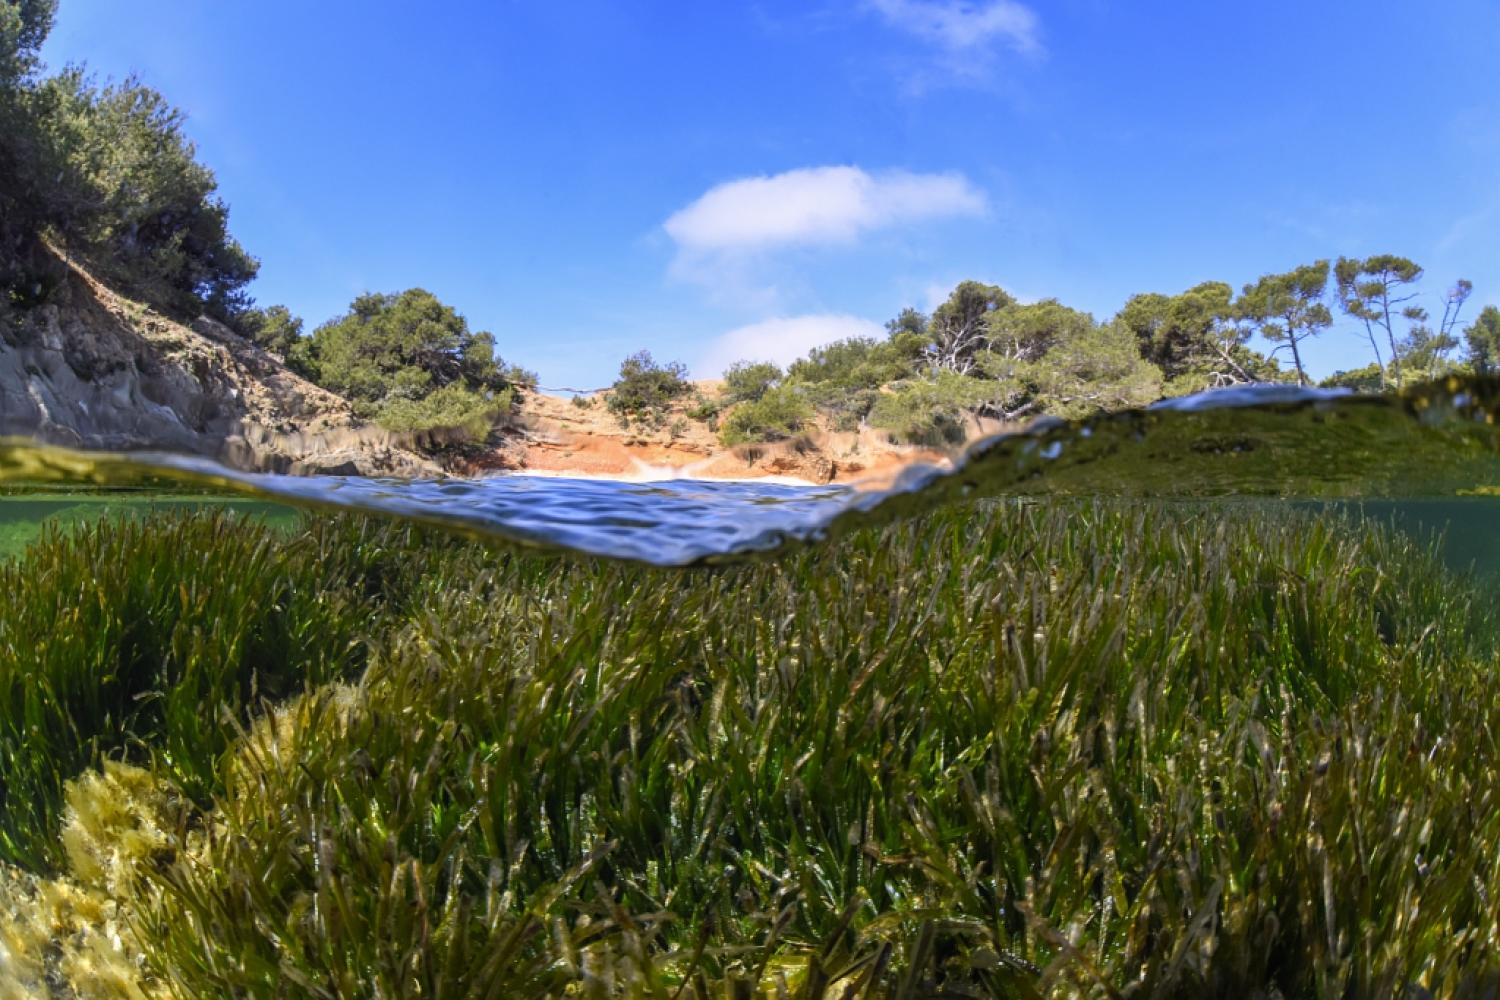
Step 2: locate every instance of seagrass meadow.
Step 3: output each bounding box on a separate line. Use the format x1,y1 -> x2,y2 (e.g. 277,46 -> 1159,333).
1,500 -> 1499,998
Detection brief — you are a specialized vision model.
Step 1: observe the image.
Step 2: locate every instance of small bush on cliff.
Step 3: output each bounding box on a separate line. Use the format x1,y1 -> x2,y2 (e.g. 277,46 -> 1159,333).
294,288 -> 530,444
718,384 -> 812,446
237,303 -> 302,356
378,383 -> 514,445
721,359 -> 782,403
605,350 -> 691,429
785,336 -> 917,430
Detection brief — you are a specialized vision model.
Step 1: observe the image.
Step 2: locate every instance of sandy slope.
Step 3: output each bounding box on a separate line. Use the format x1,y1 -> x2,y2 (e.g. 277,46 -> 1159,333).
500,386 -> 953,486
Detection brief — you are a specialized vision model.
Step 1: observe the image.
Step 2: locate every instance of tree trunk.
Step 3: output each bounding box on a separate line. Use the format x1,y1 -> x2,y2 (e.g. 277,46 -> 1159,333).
1286,315 -> 1308,387
1381,293 -> 1403,389
1360,318 -> 1385,384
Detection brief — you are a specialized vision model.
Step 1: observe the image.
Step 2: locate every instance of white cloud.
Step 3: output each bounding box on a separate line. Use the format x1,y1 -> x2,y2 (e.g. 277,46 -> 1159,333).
867,0 -> 1042,57
665,165 -> 986,253
695,314 -> 885,379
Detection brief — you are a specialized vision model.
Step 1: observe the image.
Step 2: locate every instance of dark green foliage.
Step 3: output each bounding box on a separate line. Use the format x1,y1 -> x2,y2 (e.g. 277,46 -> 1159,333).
1114,280 -> 1276,389
717,384 -> 812,445
867,370 -> 996,445
2,64 -> 258,322
236,303 -> 302,356
785,336 -> 911,389
0,511 -> 374,869
605,350 -> 691,428
0,0 -> 63,302
295,288 -> 525,443
1399,280 -> 1475,382
684,393 -> 721,424
1239,260 -> 1333,386
925,280 -> 1015,372
1021,319 -> 1163,417
1468,305 -> 1500,376
44,70 -> 259,320
786,337 -> 914,430
1320,362 -> 1385,391
1397,321 -> 1462,383
1,5 -> 259,325
376,383 -> 514,444
981,296 -> 1091,365
770,292 -> 1169,436
89,503 -> 1500,996
1335,255 -> 1424,388
973,300 -> 1161,418
884,305 -> 926,339
0,1 -> 55,83
721,359 -> 783,403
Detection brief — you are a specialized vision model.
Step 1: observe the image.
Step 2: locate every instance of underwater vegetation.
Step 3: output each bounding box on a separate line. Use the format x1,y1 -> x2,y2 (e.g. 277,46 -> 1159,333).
0,502 -> 1498,998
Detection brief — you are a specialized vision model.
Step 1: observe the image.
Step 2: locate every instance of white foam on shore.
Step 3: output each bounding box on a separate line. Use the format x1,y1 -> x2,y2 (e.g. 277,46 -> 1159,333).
501,464 -> 822,488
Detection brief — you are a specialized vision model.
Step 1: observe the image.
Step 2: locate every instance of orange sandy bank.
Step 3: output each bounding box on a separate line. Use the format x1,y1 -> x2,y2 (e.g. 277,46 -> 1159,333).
457,388 -> 957,487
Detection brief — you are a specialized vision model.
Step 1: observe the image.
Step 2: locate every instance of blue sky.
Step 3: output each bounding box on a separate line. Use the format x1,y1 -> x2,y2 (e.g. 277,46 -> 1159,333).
42,0 -> 1500,389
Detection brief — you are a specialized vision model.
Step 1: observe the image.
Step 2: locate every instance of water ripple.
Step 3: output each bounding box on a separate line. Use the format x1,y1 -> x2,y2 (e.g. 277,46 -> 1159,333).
3,377 -> 1497,564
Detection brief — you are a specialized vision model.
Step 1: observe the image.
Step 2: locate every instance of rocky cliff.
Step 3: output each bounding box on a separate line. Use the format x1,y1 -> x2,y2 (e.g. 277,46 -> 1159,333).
0,253 -> 437,477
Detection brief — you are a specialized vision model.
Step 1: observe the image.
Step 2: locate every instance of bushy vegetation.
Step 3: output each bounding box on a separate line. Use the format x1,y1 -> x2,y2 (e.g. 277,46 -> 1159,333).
236,302 -> 303,356
605,350 -> 692,429
722,360 -> 784,403
786,336 -> 919,431
867,370 -> 996,445
1,2 -> 257,323
291,288 -> 532,446
709,261 -> 1493,447
718,384 -> 812,446
1,2 -> 533,450
710,282 -> 1228,445
1464,305 -> 1499,377
3,503 -> 1500,996
1321,362 -> 1386,392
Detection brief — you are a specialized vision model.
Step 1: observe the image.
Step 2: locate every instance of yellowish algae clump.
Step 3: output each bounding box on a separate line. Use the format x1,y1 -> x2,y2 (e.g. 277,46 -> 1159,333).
0,685 -> 359,999
0,761 -> 178,1000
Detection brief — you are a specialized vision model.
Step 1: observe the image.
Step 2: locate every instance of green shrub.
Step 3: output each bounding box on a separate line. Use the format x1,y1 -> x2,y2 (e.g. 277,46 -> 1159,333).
721,359 -> 782,403
786,337 -> 915,428
1469,305 -> 1500,376
1022,319 -> 1165,418
377,383 -> 513,445
605,350 -> 691,428
28,68 -> 259,321
867,370 -> 995,445
685,393 -> 722,427
718,384 -> 813,445
294,288 -> 525,447
235,303 -> 302,356
1320,362 -> 1386,392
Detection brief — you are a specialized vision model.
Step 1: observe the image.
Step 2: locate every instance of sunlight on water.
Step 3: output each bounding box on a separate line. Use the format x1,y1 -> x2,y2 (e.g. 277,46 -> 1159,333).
3,376 -> 1498,565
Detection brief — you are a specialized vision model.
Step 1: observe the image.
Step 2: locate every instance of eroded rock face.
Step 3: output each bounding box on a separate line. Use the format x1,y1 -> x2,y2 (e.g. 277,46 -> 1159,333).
0,260 -> 437,478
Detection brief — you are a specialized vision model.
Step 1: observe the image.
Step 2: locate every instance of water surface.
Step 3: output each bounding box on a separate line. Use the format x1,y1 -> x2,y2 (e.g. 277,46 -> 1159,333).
3,376 -> 1498,565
